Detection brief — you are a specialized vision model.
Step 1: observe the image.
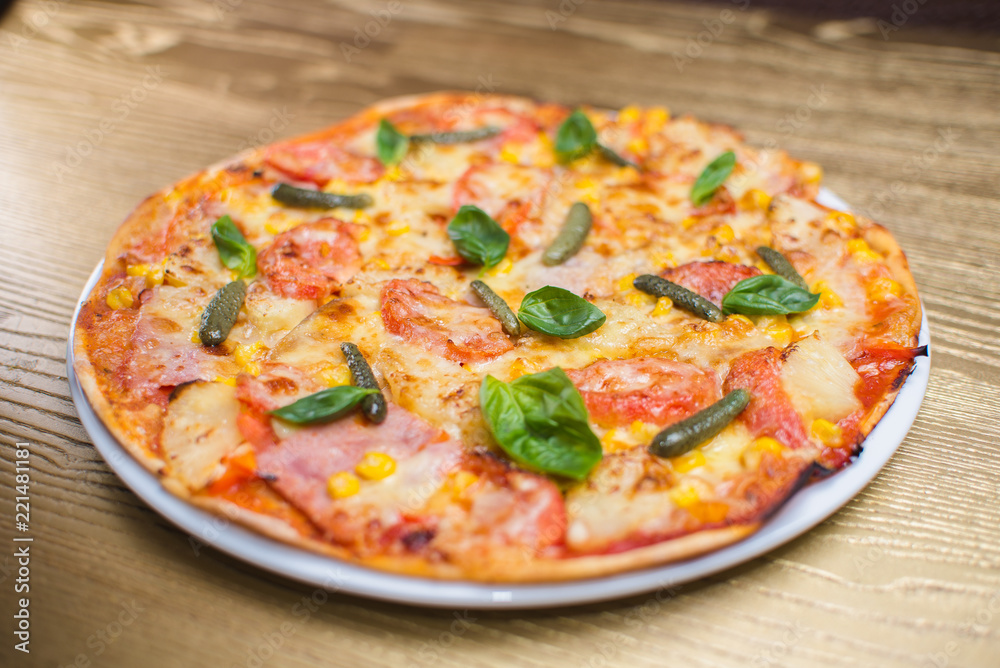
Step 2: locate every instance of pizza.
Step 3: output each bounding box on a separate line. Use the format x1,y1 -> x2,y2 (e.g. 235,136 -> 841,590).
73,92 -> 924,581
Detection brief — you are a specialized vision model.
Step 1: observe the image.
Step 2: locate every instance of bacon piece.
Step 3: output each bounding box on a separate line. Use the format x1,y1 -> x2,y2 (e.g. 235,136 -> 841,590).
566,358 -> 721,428
380,278 -> 513,364
257,219 -> 362,301
660,261 -> 761,307
265,141 -> 383,186
723,347 -> 809,449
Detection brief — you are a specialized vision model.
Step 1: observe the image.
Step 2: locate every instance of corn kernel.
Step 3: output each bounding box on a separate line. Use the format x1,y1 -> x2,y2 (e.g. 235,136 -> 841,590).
811,419 -> 843,447
741,436 -> 784,468
867,277 -> 903,303
485,257 -> 513,276
327,472 -> 360,499
811,281 -> 844,309
644,107 -> 669,132
145,265 -> 164,287
499,142 -> 520,164
126,264 -> 150,277
689,501 -> 729,523
214,376 -> 237,387
387,221 -> 410,236
356,225 -> 371,241
826,210 -> 856,228
628,420 -> 659,440
382,166 -> 403,181
669,484 -> 700,509
681,216 -> 700,229
848,238 -> 881,263
508,357 -> 533,380
616,273 -> 638,292
628,292 -> 650,308
234,341 -> 265,368
319,363 -> 352,387
764,320 -> 795,344
800,162 -> 823,184
106,286 -> 133,310
575,177 -> 597,190
618,105 -> 642,124
739,189 -> 772,211
164,270 -> 187,288
450,471 -> 478,498
729,314 -> 755,328
355,452 -> 396,480
652,296 -> 674,316
600,428 -> 632,453
672,451 -> 706,473
712,224 -> 735,243
626,137 -> 648,154
365,258 -> 390,271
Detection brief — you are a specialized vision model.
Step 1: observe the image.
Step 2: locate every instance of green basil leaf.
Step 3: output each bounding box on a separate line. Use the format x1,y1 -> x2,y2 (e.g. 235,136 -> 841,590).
555,109 -> 598,163
376,119 -> 410,166
269,386 -> 378,424
211,215 -> 257,279
480,368 -> 602,480
518,286 -> 606,339
446,205 -> 509,268
722,274 -> 820,315
690,150 -> 736,206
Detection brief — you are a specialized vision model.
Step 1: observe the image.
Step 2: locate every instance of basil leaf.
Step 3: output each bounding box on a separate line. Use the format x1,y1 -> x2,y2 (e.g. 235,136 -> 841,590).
722,275 -> 820,315
376,119 -> 409,166
690,150 -> 736,206
446,205 -> 509,268
518,286 -> 606,339
211,215 -> 257,279
269,386 -> 378,424
555,109 -> 598,163
480,368 -> 602,480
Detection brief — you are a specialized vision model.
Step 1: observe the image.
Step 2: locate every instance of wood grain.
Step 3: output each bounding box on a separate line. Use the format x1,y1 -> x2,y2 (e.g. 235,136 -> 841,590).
1,0 -> 999,666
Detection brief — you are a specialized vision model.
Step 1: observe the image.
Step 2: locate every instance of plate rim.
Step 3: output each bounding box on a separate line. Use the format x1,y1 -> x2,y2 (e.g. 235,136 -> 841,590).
66,188 -> 931,609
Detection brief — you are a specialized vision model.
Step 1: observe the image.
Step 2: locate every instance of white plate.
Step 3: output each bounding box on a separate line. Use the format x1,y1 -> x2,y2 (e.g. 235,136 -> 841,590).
67,189 -> 930,609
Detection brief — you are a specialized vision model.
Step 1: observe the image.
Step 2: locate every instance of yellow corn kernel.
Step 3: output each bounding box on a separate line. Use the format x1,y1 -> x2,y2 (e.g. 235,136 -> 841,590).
650,251 -> 675,269
534,132 -> 555,168
319,363 -> 353,387
741,436 -> 784,468
485,257 -> 513,276
644,107 -> 669,132
629,420 -> 659,441
163,270 -> 187,288
616,273 -> 638,292
106,286 -> 133,310
264,222 -> 280,235
575,177 -> 597,190
669,484 -> 700,509
689,501 -> 729,524
190,330 -> 201,344
800,162 -> 823,184
739,188 -> 772,211
499,142 -> 520,164
214,376 -> 237,387
626,136 -> 648,154
847,238 -> 881,263
618,105 -> 642,124
652,296 -> 674,316
811,281 -> 844,309
811,419 -> 843,447
672,450 -> 706,473
681,216 -> 700,229
145,265 -> 164,287
365,258 -> 390,271
868,276 -> 903,303
126,264 -> 151,278
826,210 -> 856,228
600,429 -> 631,453
628,292 -> 651,308
764,320 -> 794,345
712,224 -> 735,244
355,452 -> 396,481
728,314 -> 755,328
387,221 -> 410,236
715,248 -> 742,263
356,225 -> 371,241
450,471 -> 478,498
327,472 -> 360,499
508,357 -> 533,380
382,166 -> 403,182
234,341 -> 265,368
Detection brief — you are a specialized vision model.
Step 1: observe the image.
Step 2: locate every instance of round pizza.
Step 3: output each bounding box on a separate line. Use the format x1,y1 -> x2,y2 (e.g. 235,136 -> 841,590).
73,92 -> 924,581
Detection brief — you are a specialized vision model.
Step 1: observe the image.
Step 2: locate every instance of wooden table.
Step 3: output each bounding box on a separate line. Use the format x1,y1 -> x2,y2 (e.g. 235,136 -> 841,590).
2,1 -> 998,666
